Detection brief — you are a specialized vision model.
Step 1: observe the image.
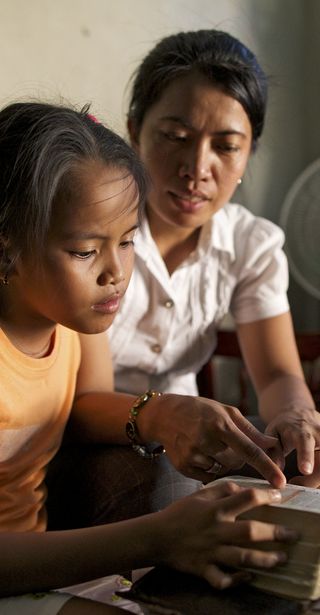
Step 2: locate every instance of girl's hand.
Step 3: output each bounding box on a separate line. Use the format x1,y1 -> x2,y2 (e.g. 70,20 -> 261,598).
155,481 -> 298,589
265,406 -> 320,487
140,394 -> 285,488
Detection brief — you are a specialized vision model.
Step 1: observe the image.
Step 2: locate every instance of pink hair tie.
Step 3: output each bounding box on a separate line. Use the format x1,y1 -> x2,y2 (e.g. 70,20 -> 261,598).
87,113 -> 99,123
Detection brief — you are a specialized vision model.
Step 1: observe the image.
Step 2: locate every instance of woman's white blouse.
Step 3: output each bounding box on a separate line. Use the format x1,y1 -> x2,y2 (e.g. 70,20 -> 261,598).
108,203 -> 289,396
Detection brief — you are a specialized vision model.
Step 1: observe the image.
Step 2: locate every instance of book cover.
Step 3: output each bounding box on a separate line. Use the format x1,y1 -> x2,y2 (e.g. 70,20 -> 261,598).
124,566 -> 303,615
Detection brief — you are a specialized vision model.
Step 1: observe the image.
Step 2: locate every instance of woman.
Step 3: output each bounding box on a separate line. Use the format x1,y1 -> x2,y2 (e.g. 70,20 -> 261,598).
108,29 -> 319,486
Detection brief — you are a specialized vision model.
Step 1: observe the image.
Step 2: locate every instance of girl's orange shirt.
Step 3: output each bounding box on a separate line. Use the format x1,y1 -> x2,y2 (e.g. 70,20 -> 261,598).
0,325 -> 81,531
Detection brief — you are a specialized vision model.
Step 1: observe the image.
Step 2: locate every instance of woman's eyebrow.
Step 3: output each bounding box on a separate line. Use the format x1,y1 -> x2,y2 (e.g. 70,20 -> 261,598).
159,115 -> 247,137
159,115 -> 191,128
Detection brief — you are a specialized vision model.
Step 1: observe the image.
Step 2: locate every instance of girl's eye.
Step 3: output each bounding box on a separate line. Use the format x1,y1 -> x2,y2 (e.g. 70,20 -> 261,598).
70,250 -> 96,260
120,239 -> 135,249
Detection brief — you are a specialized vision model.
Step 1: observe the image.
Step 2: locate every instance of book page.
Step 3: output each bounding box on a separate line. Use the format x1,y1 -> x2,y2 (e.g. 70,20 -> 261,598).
206,476 -> 320,513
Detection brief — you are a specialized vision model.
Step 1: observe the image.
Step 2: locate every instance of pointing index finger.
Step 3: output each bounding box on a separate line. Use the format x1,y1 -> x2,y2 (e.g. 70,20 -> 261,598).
232,411 -> 280,450
220,422 -> 286,488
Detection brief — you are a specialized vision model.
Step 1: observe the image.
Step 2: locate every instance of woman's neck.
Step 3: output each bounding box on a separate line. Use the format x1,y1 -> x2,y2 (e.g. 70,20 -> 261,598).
147,210 -> 201,275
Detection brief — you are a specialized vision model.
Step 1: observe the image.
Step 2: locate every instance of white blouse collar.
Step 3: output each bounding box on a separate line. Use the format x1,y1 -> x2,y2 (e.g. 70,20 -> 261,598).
135,204 -> 236,262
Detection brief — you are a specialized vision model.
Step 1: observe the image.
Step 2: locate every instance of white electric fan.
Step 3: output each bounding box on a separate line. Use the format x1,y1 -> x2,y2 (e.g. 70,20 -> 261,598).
280,159 -> 320,301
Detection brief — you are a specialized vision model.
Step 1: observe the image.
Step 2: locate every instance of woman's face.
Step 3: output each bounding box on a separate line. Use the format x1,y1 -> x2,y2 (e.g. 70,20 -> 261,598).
131,72 -> 252,232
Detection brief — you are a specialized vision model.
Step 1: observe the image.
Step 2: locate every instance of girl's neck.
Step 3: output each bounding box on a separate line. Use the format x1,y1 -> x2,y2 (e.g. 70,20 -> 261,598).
0,281 -> 57,358
0,299 -> 56,358
0,321 -> 55,358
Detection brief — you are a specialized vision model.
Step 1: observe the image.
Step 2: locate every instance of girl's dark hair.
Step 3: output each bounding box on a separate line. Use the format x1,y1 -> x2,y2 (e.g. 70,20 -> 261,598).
128,29 -> 268,149
0,101 -> 148,274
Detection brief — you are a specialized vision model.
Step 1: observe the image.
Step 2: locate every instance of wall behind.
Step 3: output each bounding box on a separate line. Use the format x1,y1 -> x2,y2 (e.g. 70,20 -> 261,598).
0,0 -> 248,132
1,0 -> 319,328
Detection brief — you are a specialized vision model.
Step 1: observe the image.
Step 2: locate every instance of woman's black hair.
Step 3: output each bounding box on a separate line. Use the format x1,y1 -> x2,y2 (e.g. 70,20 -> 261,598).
128,29 -> 268,149
0,101 -> 148,276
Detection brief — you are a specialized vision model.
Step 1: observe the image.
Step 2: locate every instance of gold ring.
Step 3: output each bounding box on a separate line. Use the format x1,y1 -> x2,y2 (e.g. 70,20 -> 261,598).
206,460 -> 223,475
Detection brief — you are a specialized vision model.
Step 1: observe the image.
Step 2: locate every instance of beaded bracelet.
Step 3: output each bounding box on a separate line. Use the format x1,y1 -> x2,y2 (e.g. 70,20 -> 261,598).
126,389 -> 165,459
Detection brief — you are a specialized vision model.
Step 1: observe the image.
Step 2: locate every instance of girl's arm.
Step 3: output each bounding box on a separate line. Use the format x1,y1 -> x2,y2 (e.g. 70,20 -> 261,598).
237,312 -> 319,484
69,331 -> 136,443
0,482 -> 295,597
69,332 -> 285,487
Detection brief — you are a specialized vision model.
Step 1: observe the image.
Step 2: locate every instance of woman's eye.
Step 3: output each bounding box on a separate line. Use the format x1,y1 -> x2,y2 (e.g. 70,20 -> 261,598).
162,131 -> 187,142
216,143 -> 240,153
70,250 -> 95,259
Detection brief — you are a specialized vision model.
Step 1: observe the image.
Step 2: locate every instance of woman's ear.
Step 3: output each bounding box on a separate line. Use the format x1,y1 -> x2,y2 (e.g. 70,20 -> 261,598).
127,118 -> 140,152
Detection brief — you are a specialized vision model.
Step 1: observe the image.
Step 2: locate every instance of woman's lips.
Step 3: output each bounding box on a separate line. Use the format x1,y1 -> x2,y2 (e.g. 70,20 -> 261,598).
91,295 -> 121,314
169,191 -> 209,213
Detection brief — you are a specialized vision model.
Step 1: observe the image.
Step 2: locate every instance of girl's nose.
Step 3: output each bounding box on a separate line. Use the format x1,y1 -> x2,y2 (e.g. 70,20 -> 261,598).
97,257 -> 125,286
97,269 -> 125,286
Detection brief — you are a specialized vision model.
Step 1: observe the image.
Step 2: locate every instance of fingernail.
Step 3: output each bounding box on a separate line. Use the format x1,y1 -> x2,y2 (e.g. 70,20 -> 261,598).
220,576 -> 233,589
269,489 -> 282,502
267,552 -> 287,566
301,462 -> 312,474
274,475 -> 286,489
276,552 -> 288,563
278,527 -> 299,541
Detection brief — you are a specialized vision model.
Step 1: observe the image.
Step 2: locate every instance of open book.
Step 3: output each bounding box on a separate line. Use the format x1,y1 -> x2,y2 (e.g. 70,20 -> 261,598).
205,476 -> 320,601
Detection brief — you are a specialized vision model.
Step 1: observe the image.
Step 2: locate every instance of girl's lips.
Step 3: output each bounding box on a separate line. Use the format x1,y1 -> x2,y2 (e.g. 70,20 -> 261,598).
169,191 -> 209,213
91,295 -> 121,314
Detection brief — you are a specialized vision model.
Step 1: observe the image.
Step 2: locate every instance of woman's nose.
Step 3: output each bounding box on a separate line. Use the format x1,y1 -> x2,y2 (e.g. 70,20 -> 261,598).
178,143 -> 212,182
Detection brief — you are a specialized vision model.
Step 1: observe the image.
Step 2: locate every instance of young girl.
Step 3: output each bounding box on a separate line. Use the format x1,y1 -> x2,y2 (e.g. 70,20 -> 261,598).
0,101 -> 295,614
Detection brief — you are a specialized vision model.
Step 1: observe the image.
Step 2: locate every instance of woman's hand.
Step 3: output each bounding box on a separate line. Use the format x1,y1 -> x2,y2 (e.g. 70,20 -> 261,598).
139,394 -> 285,487
265,405 -> 320,487
155,481 -> 297,589
236,314 -> 318,485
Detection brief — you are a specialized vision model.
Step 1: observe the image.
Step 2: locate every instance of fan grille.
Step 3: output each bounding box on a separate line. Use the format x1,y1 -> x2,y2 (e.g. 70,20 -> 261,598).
280,159 -> 320,300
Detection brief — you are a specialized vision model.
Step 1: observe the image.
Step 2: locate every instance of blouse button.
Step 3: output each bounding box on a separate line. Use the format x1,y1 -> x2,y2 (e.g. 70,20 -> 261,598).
164,299 -> 174,309
151,343 -> 162,354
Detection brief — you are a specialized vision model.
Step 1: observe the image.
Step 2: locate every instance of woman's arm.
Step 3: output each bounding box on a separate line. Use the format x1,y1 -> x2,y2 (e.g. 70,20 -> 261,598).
0,482 -> 296,597
237,312 -> 319,484
69,332 -> 285,487
237,312 -> 312,415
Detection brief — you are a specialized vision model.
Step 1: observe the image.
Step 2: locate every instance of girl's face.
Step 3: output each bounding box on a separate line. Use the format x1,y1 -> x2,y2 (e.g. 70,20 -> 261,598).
11,162 -> 139,334
131,72 -> 252,232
